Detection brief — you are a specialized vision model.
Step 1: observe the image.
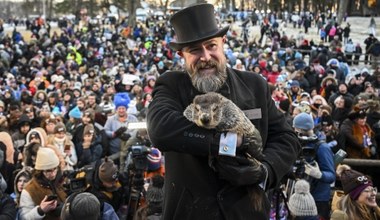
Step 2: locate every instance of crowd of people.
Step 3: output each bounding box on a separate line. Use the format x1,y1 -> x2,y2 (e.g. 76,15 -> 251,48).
0,3 -> 378,219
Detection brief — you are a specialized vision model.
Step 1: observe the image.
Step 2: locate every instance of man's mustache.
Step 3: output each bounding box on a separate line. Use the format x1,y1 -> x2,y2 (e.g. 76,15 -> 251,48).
196,60 -> 219,69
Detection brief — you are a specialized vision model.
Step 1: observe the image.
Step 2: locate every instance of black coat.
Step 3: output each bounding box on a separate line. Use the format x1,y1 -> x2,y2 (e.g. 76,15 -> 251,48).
147,68 -> 301,220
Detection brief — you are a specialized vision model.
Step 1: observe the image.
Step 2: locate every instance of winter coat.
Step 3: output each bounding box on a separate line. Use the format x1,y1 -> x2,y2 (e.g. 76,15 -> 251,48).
147,68 -> 301,220
0,193 -> 17,220
339,119 -> 377,159
19,173 -> 67,220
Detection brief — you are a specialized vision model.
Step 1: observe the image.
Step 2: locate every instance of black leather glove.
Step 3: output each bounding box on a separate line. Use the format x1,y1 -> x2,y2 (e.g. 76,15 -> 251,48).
119,133 -> 131,141
114,126 -> 127,137
211,154 -> 266,186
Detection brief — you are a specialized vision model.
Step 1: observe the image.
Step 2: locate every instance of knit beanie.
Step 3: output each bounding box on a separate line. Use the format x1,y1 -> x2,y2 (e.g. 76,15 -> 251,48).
146,175 -> 164,203
54,122 -> 66,133
293,112 -> 314,131
98,157 -> 118,183
61,192 -> 100,220
147,148 -> 162,171
83,124 -> 95,135
69,106 -> 82,119
288,179 -> 318,216
337,164 -> 373,200
114,93 -> 130,110
35,147 -> 60,170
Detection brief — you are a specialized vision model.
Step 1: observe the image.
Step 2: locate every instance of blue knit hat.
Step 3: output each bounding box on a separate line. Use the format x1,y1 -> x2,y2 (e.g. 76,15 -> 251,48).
69,106 -> 82,119
293,113 -> 314,131
147,148 -> 162,171
114,93 -> 130,110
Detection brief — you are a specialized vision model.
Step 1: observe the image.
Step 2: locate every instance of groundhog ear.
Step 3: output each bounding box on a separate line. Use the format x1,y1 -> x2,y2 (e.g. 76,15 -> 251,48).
183,104 -> 195,121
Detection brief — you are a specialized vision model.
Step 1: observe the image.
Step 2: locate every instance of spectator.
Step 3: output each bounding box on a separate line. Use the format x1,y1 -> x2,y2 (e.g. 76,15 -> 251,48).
60,192 -> 100,220
19,147 -> 67,219
104,93 -> 138,155
331,164 -> 380,220
288,179 -> 319,220
293,113 -> 335,219
339,106 -> 378,159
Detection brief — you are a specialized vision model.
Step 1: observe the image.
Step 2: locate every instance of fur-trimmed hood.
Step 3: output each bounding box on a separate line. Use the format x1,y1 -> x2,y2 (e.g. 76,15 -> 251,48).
25,127 -> 48,147
13,166 -> 33,203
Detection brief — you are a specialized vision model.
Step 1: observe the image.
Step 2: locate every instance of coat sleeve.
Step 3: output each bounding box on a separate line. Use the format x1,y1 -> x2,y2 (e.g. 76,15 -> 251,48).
0,195 -> 17,220
19,190 -> 45,220
147,73 -> 218,156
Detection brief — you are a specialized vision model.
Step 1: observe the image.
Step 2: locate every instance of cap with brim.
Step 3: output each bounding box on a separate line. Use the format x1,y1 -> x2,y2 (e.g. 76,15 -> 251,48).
169,3 -> 229,51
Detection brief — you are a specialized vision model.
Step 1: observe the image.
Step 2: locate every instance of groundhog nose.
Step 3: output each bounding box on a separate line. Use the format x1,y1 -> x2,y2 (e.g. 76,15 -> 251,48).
200,114 -> 210,124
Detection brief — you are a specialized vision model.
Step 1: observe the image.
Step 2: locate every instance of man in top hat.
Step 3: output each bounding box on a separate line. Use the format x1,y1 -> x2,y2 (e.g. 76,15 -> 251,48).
147,3 -> 300,219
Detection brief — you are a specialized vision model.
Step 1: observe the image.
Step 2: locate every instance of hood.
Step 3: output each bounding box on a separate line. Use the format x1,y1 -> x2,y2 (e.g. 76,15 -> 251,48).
18,114 -> 31,129
13,167 -> 33,200
0,132 -> 15,164
25,127 -> 48,147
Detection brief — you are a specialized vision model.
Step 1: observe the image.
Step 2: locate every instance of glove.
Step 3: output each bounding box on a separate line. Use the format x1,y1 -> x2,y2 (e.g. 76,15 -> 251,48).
327,140 -> 338,148
119,133 -> 131,141
210,154 -> 266,186
362,147 -> 371,158
114,126 -> 127,137
304,161 -> 322,179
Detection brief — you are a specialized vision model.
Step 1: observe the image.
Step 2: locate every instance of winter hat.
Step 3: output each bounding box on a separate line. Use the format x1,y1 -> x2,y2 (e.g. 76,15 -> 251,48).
69,106 -> 82,119
293,113 -> 314,131
35,147 -> 60,170
98,157 -> 118,183
321,115 -> 333,126
146,175 -> 164,203
114,93 -> 130,110
83,109 -> 95,122
61,192 -> 100,220
54,122 -> 66,133
83,124 -> 95,135
290,80 -> 300,87
348,106 -> 366,121
147,148 -> 162,171
337,164 -> 373,200
288,179 -> 318,216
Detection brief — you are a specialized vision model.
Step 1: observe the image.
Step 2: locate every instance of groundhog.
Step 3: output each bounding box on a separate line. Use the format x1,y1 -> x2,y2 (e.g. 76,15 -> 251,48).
184,92 -> 265,211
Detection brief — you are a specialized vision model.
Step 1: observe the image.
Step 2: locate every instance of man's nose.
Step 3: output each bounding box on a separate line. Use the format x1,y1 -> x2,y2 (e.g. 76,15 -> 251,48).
199,48 -> 212,61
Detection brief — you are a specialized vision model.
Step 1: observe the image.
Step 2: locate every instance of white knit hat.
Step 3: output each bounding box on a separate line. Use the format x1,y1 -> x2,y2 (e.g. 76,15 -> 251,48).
35,147 -> 59,170
288,179 -> 318,216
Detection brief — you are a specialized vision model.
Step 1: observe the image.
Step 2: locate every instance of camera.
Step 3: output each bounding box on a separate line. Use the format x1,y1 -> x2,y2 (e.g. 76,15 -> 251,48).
128,145 -> 151,171
63,166 -> 94,193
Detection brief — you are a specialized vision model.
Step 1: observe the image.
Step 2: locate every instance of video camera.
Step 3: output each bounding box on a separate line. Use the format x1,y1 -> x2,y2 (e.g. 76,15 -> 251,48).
63,165 -> 95,193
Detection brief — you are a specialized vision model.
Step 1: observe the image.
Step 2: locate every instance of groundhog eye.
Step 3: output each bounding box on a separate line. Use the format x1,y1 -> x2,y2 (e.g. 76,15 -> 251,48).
212,106 -> 218,111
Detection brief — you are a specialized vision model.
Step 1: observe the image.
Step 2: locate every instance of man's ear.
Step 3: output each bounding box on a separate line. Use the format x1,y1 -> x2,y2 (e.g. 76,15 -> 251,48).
222,35 -> 227,43
177,50 -> 183,57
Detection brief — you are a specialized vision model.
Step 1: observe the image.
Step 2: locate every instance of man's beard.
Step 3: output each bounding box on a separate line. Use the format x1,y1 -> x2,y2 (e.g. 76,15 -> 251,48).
186,59 -> 227,93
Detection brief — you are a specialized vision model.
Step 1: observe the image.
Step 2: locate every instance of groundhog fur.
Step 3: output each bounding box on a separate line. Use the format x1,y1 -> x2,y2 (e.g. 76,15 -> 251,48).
184,92 -> 266,211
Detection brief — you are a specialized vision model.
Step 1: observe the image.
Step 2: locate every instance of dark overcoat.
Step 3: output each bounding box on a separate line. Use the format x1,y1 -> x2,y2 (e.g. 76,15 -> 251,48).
147,68 -> 301,220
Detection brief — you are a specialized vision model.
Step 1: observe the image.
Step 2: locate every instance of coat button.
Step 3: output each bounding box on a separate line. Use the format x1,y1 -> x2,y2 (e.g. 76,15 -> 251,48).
188,133 -> 193,137
194,133 -> 199,138
223,146 -> 229,152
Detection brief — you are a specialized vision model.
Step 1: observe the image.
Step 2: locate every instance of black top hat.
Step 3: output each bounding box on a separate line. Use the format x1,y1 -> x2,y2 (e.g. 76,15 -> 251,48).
169,3 -> 229,51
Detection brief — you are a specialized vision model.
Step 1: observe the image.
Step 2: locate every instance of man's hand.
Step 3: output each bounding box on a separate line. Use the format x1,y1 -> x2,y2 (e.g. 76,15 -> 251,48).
211,155 -> 266,186
40,196 -> 58,213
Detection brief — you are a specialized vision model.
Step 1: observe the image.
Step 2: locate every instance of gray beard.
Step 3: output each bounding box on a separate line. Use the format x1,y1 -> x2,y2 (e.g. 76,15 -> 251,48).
187,62 -> 228,93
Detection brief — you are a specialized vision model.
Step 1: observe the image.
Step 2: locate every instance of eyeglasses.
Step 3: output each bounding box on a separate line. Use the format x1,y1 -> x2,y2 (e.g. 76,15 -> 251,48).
363,187 -> 377,194
43,167 -> 57,174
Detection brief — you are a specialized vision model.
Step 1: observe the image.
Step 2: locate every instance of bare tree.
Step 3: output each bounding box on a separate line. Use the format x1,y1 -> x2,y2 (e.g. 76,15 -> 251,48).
336,0 -> 348,24
126,0 -> 141,28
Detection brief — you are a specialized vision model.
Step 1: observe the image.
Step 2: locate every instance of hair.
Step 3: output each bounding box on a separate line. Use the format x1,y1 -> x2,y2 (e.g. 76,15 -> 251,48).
337,194 -> 380,220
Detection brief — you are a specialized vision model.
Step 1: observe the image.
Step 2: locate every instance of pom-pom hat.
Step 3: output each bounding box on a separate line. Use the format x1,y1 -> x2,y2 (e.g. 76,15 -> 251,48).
288,179 -> 318,216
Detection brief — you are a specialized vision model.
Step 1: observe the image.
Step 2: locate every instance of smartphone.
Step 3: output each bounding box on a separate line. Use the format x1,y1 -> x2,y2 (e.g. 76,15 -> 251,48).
64,145 -> 71,151
46,194 -> 57,201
